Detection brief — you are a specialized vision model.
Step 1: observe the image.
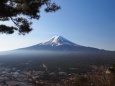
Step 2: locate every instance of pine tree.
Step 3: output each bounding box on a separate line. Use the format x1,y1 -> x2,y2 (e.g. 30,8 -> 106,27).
0,0 -> 60,35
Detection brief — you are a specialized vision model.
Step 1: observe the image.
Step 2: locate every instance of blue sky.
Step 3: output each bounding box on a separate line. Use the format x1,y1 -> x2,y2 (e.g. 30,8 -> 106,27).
0,0 -> 115,51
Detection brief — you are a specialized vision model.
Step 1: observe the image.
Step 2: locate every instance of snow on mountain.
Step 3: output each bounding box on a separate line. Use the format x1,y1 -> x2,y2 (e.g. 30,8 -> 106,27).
38,36 -> 79,46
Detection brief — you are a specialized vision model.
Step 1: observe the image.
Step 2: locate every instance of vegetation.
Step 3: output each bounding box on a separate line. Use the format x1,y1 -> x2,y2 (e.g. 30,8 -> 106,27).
0,0 -> 60,35
71,65 -> 115,86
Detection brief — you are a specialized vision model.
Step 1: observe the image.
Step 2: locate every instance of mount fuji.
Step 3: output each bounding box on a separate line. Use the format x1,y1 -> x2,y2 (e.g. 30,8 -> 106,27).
1,36 -> 115,72
19,35 -> 105,52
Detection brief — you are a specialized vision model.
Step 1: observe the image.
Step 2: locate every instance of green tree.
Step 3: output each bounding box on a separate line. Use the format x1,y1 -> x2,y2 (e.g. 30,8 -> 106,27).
0,0 -> 60,35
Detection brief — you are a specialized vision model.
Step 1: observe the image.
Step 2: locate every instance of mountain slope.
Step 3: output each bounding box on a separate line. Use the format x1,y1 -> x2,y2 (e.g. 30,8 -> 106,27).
19,36 -> 106,53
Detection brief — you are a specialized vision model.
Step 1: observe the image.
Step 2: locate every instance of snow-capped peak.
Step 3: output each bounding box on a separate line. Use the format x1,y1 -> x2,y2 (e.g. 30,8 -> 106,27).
39,36 -> 79,46
51,35 -> 60,44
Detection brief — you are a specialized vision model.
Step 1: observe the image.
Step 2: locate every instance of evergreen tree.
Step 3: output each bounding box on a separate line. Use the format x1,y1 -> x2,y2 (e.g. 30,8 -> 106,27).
0,0 -> 60,35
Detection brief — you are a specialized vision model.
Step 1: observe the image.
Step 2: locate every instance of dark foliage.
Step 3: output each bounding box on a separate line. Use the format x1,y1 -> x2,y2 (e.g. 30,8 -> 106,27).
0,0 -> 60,35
